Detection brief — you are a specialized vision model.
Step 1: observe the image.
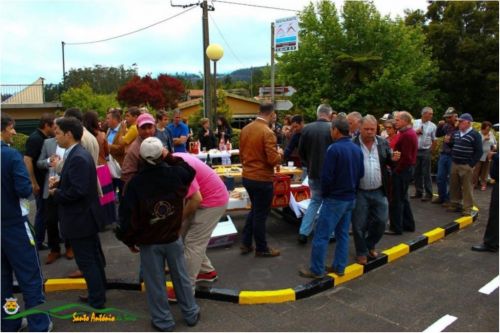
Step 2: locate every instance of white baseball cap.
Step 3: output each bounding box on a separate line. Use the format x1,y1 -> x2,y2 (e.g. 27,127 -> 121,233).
140,137 -> 163,165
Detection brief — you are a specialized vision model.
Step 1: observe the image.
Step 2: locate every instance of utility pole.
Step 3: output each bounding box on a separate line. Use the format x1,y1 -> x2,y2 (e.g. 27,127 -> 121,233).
201,0 -> 211,119
171,0 -> 213,119
61,41 -> 66,85
270,22 -> 275,106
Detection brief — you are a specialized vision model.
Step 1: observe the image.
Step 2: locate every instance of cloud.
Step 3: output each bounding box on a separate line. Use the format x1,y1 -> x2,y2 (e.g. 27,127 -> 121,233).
0,0 -> 428,84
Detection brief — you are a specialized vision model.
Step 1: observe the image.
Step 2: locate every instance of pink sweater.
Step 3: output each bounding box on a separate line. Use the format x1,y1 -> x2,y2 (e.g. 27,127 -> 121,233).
174,153 -> 229,208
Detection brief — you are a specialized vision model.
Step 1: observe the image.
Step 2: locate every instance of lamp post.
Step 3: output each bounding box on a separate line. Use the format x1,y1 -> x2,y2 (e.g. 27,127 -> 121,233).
205,44 -> 224,129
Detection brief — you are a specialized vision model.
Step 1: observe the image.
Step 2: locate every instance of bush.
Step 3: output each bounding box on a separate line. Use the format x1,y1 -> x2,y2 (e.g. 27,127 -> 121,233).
11,133 -> 28,154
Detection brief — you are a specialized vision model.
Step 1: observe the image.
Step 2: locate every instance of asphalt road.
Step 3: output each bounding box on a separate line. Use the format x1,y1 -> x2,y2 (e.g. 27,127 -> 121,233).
24,184 -> 499,331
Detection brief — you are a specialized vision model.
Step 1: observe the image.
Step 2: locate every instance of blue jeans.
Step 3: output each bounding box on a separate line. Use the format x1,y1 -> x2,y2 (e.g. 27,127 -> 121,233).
437,153 -> 452,202
310,197 -> 355,275
1,220 -> 51,331
34,194 -> 46,247
140,239 -> 199,331
414,149 -> 433,197
389,167 -> 415,233
242,178 -> 274,252
299,178 -> 322,236
351,189 -> 388,256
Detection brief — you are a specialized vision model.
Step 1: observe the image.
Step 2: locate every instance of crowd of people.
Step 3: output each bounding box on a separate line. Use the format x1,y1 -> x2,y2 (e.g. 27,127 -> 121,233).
1,102 -> 497,331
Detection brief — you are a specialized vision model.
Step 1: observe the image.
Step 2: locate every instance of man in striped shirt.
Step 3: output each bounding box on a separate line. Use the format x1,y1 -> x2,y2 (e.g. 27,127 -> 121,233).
448,113 -> 483,216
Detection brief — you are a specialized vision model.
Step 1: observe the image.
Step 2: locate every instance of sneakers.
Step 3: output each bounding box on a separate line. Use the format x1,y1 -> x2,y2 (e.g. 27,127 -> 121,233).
481,184 -> 487,191
410,194 -> 422,199
45,251 -> 61,264
167,288 -> 177,303
421,196 -> 432,202
255,247 -> 280,257
196,271 -> 218,283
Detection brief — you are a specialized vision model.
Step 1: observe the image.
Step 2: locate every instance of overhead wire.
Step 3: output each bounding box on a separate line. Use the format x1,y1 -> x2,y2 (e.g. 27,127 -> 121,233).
65,6 -> 197,45
209,15 -> 245,67
212,0 -> 300,13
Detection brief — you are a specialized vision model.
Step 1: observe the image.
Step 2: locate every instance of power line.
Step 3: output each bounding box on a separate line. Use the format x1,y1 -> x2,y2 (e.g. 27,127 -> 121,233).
65,6 -> 197,45
209,15 -> 245,67
212,0 -> 300,12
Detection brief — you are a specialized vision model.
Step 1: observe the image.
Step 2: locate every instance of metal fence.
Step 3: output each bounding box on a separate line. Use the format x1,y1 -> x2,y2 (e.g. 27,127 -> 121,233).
0,84 -> 45,104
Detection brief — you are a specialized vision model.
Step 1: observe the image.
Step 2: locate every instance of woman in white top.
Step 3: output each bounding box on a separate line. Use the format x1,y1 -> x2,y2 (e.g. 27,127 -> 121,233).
473,121 -> 497,190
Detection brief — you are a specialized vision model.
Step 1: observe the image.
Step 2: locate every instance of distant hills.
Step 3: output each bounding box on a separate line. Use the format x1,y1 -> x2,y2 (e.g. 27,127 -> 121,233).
173,66 -> 266,84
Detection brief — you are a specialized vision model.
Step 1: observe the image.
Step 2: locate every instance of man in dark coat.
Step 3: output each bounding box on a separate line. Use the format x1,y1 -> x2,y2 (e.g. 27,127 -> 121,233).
49,117 -> 106,309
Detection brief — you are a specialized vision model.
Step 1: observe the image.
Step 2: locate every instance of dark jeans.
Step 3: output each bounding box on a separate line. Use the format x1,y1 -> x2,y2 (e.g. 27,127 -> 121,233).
1,221 -> 51,331
71,234 -> 107,309
390,167 -> 415,234
34,194 -> 46,247
484,183 -> 499,249
241,178 -> 274,252
414,149 -> 433,197
44,197 -> 70,253
351,188 -> 388,256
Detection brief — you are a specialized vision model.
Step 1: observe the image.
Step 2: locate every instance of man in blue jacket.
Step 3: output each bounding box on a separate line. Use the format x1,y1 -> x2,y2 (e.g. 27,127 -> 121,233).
299,117 -> 364,278
1,113 -> 52,331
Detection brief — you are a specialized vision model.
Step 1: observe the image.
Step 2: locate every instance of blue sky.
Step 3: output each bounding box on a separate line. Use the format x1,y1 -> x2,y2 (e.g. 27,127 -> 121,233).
0,0 -> 428,85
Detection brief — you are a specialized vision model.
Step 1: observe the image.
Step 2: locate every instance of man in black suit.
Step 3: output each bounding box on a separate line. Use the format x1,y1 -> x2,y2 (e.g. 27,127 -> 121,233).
49,117 -> 106,309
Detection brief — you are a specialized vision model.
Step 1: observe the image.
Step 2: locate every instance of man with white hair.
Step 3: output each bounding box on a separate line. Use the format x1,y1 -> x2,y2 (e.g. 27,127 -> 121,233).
117,137 -> 200,331
347,111 -> 363,137
386,111 -> 418,235
411,107 -> 437,201
448,113 -> 482,216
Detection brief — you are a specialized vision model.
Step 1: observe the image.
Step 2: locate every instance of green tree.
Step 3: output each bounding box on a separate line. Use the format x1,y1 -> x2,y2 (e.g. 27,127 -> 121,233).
279,0 -> 438,119
407,1 -> 498,122
64,65 -> 137,95
60,83 -> 118,118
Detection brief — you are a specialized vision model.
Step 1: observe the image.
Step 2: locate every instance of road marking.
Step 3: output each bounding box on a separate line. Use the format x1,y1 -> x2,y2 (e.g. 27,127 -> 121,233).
423,315 -> 457,332
479,276 -> 499,295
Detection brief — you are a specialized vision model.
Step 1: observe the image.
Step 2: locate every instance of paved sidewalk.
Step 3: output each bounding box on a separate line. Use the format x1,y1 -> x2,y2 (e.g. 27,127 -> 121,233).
38,183 -> 494,292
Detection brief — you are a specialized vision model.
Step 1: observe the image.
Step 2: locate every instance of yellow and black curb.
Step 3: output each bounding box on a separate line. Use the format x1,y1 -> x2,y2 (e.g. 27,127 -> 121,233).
26,210 -> 478,305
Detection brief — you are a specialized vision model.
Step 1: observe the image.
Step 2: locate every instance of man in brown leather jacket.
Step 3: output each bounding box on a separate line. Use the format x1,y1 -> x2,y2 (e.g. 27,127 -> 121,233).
239,103 -> 283,257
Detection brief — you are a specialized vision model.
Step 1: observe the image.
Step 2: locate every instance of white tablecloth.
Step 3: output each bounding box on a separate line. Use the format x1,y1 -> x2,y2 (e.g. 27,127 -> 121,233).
193,149 -> 239,160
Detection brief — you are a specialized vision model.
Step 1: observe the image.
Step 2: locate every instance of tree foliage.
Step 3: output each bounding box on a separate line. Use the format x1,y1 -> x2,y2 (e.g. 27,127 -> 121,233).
64,65 -> 137,95
407,1 -> 498,122
279,0 -> 438,119
117,74 -> 185,110
60,83 -> 118,118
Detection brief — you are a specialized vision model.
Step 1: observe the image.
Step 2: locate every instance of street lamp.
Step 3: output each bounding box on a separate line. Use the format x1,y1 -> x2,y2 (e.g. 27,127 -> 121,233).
206,43 -> 224,129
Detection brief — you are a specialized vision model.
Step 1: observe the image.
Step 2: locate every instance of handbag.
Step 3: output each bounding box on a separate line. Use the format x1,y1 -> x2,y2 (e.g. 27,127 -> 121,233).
107,155 -> 122,179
